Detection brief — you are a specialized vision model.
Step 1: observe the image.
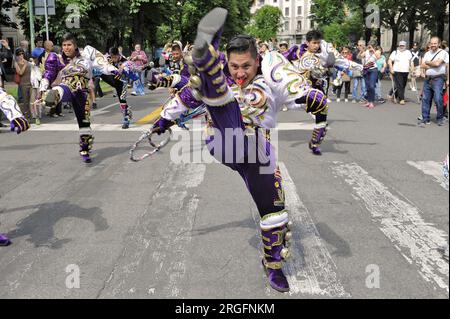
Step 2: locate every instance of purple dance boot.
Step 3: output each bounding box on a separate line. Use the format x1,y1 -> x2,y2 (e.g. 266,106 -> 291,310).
190,8 -> 235,106
0,233 -> 11,246
260,212 -> 291,293
309,125 -> 328,156
79,134 -> 94,163
121,104 -> 132,129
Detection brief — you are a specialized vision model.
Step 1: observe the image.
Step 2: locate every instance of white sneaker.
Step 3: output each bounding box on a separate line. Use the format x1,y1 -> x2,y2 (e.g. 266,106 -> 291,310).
336,98 -> 341,102
282,106 -> 288,112
131,92 -> 137,96
411,88 -> 417,92
345,99 -> 349,102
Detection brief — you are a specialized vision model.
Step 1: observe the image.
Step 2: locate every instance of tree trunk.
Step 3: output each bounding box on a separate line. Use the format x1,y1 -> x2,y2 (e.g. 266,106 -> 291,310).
436,12 -> 446,41
132,7 -> 145,46
359,0 -> 370,42
391,24 -> 398,53
409,21 -> 415,47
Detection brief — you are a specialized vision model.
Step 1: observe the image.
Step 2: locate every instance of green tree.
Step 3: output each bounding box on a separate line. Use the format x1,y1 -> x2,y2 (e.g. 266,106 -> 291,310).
246,5 -> 282,41
310,0 -> 346,28
0,0 -> 18,38
417,0 -> 449,41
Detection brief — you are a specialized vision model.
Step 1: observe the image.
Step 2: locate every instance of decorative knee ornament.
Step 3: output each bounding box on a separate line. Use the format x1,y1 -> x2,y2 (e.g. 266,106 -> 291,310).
260,210 -> 291,293
79,133 -> 94,163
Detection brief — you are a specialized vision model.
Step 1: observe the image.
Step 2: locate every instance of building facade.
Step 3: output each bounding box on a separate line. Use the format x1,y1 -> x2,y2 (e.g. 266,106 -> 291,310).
0,5 -> 27,50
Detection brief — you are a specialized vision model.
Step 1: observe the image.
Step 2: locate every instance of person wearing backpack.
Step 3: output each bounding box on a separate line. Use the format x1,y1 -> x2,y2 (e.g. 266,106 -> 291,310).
419,36 -> 449,127
388,41 -> 414,105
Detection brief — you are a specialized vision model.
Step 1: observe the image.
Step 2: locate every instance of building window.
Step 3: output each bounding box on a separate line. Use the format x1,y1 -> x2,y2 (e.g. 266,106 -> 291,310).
273,0 -> 277,3
284,21 -> 289,31
297,20 -> 302,31
297,6 -> 302,15
258,0 -> 265,5
285,7 -> 289,16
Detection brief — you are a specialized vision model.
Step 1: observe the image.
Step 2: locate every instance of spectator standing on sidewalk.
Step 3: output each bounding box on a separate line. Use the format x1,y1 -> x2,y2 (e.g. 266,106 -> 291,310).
375,46 -> 387,104
419,36 -> 449,126
130,44 -> 147,96
388,40 -> 414,105
361,40 -> 380,108
352,40 -> 366,103
410,42 -> 422,92
334,47 -> 352,102
14,49 -> 33,122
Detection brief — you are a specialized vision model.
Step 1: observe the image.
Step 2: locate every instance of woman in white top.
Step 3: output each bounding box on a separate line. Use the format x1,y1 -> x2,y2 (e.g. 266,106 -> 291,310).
360,40 -> 380,108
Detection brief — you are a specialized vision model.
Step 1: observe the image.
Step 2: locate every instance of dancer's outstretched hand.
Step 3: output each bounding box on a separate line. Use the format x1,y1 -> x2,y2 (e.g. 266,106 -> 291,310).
10,117 -> 30,134
152,117 -> 173,135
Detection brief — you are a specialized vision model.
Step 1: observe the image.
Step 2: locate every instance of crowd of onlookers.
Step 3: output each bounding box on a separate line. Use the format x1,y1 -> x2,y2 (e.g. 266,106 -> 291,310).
1,34 -> 448,127
256,37 -> 449,125
0,38 -> 155,126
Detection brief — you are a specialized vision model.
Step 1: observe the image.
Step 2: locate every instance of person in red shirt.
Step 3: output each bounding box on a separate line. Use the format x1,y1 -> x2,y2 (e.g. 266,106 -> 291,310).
130,44 -> 148,95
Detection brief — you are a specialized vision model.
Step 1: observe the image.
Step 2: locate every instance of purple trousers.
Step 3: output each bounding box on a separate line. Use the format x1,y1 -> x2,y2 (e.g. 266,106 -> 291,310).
60,84 -> 90,128
205,101 -> 285,218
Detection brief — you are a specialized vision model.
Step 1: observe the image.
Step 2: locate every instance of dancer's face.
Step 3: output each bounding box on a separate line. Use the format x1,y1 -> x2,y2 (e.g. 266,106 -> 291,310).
171,48 -> 182,62
279,45 -> 288,53
228,51 -> 260,88
306,39 -> 321,53
62,40 -> 76,58
111,54 -> 121,63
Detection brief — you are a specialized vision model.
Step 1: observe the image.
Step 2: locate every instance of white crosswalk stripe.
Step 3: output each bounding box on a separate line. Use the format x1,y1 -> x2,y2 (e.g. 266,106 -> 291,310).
407,160 -> 449,191
331,161 -> 449,294
0,122 -> 318,132
278,162 -> 350,297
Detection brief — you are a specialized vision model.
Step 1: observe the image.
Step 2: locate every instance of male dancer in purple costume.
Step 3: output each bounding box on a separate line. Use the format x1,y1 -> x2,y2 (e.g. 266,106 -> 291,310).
153,8 -> 330,292
102,47 -> 139,129
147,42 -> 191,93
0,88 -> 30,246
283,30 -> 362,155
41,33 -> 119,163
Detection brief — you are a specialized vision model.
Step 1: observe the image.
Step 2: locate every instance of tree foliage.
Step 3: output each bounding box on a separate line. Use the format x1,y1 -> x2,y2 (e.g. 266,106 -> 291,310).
10,0 -> 251,53
0,0 -> 18,37
245,5 -> 282,41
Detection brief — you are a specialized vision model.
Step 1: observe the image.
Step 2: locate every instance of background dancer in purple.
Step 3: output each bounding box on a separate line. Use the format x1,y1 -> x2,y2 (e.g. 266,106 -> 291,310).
102,47 -> 139,129
41,33 -> 118,163
283,31 -> 362,155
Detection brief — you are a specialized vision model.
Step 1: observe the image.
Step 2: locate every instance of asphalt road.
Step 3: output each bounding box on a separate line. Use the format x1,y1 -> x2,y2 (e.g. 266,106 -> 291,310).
0,80 -> 448,299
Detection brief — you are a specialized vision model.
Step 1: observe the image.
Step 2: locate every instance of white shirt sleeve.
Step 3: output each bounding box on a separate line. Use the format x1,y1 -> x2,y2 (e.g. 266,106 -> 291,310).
0,89 -> 23,121
82,45 -> 118,77
442,51 -> 449,64
160,94 -> 189,121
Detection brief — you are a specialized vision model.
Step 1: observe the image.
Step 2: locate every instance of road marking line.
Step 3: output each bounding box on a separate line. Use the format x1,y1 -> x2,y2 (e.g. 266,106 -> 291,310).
91,102 -> 120,115
3,122 -> 318,132
278,162 -> 351,297
136,106 -> 163,125
407,161 -> 449,191
331,162 -> 449,293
